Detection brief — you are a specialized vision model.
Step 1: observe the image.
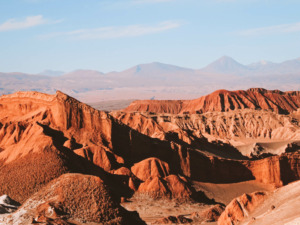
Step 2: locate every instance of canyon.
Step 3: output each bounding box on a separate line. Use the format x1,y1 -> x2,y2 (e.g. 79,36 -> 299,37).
0,88 -> 299,224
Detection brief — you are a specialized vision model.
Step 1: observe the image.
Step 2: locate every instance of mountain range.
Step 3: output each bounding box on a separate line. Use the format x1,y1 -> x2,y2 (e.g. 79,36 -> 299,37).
1,56 -> 299,102
201,56 -> 300,75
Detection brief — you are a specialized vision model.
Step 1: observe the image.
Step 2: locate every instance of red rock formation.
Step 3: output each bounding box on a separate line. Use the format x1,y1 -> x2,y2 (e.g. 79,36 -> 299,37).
137,174 -> 193,200
245,151 -> 300,187
218,191 -> 267,225
112,109 -> 300,158
164,175 -> 193,199
112,111 -> 247,160
112,109 -> 300,187
0,91 -> 140,202
0,93 -> 112,202
131,157 -> 171,181
138,176 -> 170,198
123,88 -> 300,114
246,156 -> 282,187
112,166 -> 133,177
111,167 -> 140,192
2,173 -> 145,225
0,90 -> 299,207
125,100 -> 184,114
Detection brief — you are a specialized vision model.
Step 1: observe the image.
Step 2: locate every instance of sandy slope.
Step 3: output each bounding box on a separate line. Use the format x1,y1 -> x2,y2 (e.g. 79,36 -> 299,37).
122,180 -> 275,225
193,181 -> 275,205
240,180 -> 300,225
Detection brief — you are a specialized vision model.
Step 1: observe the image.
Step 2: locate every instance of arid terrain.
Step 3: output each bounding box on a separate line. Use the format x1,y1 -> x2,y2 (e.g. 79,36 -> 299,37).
0,88 -> 299,225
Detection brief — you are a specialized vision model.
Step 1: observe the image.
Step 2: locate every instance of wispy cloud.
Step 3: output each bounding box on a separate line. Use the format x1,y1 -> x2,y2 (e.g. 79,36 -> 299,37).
0,15 -> 61,32
41,21 -> 182,40
238,21 -> 300,36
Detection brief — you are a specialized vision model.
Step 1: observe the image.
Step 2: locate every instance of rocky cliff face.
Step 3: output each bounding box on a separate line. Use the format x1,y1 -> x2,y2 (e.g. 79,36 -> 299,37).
112,109 -> 300,149
124,88 -> 300,114
1,91 -> 299,204
1,90 -> 300,224
0,91 -> 214,203
0,91 -> 120,203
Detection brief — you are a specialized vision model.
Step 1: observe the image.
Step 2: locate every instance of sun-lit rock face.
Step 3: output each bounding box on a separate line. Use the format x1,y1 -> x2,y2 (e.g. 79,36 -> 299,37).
137,174 -> 193,200
130,158 -> 194,200
123,88 -> 300,114
0,91 -> 142,203
0,91 -> 115,163
131,157 -> 170,182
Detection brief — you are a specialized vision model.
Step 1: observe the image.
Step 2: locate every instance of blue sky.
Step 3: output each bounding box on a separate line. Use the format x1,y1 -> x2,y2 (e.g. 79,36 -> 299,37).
0,0 -> 300,73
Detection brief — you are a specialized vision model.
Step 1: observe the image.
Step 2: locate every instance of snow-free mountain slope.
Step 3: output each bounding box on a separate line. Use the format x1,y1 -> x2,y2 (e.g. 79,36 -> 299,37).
200,56 -> 250,75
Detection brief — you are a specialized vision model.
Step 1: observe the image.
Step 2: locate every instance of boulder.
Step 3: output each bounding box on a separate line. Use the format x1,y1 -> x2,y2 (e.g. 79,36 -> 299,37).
131,157 -> 170,182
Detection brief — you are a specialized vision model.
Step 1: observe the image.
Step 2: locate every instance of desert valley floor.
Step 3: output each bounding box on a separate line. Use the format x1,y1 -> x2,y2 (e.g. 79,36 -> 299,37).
0,88 -> 299,225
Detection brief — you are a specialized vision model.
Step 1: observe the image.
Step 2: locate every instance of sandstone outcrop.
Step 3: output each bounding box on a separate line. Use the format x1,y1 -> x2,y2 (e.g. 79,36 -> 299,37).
124,88 -> 300,114
114,109 -> 300,149
131,157 -> 171,181
124,100 -> 185,114
112,111 -> 247,160
0,91 -> 181,202
137,174 -> 193,200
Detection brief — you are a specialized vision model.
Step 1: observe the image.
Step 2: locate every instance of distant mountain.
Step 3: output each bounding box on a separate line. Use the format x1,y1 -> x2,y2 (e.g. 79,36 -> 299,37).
133,62 -> 193,73
200,56 -> 250,75
0,57 -> 299,102
38,70 -> 65,77
248,60 -> 275,70
118,62 -> 194,79
276,58 -> 300,74
200,56 -> 300,76
248,58 -> 300,74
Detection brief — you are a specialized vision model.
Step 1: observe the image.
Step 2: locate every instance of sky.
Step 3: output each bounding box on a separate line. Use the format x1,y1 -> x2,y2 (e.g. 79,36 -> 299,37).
0,0 -> 300,73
